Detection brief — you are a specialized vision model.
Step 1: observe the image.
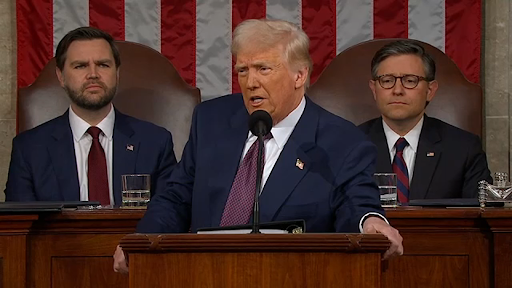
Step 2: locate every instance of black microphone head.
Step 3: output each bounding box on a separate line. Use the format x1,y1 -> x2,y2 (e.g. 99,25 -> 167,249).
248,110 -> 272,137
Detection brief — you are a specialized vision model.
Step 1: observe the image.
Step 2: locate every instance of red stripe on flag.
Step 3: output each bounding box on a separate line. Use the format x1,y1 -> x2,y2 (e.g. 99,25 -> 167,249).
445,0 -> 481,83
232,0 -> 266,94
16,0 -> 53,88
161,0 -> 196,87
302,0 -> 337,85
89,0 -> 125,41
374,0 -> 408,38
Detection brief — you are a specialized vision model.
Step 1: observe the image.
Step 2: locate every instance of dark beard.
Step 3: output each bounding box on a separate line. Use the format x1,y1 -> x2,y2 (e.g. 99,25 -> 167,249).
64,81 -> 117,111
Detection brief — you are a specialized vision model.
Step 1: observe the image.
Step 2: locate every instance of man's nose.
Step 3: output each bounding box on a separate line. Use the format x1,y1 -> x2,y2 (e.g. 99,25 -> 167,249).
246,71 -> 260,90
86,65 -> 100,79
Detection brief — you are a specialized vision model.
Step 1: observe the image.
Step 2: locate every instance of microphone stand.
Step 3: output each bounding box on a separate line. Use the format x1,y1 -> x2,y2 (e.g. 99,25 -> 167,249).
251,134 -> 265,234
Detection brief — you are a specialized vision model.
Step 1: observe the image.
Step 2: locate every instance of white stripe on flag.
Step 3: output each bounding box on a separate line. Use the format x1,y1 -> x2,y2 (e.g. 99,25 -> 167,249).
266,0 -> 302,28
125,0 -> 161,52
336,0 -> 374,54
196,0 -> 232,100
408,0 -> 445,52
53,0 -> 89,53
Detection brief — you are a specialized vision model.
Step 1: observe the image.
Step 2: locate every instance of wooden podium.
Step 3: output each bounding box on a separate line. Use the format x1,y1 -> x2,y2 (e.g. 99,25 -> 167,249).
120,233 -> 390,288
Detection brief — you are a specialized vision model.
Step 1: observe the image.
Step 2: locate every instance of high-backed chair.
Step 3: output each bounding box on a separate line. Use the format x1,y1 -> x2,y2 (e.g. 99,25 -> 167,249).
17,41 -> 200,160
308,38 -> 482,137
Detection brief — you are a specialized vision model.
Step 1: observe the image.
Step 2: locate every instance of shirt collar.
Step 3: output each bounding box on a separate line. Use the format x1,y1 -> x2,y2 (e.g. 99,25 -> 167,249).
247,96 -> 306,150
69,104 -> 115,141
382,115 -> 424,154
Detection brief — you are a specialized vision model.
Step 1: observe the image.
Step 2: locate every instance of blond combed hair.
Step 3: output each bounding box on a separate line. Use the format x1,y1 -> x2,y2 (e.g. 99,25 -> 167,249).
232,19 -> 313,87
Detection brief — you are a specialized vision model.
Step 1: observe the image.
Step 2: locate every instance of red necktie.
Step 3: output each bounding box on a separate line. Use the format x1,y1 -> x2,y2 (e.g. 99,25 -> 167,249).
392,137 -> 409,203
220,133 -> 273,226
87,127 -> 110,205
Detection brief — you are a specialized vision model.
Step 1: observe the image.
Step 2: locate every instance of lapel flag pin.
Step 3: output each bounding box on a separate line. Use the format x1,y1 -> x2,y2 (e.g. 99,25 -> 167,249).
426,152 -> 435,157
296,159 -> 304,170
126,144 -> 134,151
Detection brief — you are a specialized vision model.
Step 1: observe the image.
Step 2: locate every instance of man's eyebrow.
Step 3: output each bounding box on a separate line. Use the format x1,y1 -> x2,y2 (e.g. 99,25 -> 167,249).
95,59 -> 114,64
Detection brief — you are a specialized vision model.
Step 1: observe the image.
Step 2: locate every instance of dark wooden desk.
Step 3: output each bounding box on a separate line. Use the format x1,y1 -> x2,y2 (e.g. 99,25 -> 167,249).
0,207 -> 511,288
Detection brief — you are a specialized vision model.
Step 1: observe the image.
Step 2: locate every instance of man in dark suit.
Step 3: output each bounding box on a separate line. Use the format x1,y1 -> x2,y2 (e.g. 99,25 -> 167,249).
5,27 -> 177,206
359,40 -> 492,202
114,19 -> 403,272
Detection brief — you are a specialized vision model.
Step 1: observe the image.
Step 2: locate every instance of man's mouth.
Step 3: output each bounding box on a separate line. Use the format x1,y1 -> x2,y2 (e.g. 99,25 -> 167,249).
250,96 -> 265,104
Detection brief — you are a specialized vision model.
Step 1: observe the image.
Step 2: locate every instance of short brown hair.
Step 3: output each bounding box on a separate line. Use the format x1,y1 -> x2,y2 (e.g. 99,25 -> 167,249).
55,27 -> 121,70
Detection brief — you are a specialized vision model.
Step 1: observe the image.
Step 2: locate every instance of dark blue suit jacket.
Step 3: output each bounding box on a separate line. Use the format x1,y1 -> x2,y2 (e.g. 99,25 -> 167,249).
359,116 -> 492,199
137,94 -> 384,233
5,109 -> 177,206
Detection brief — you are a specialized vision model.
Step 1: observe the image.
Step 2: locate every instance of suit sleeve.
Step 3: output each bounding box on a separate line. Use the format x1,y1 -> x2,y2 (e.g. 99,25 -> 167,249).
462,135 -> 492,198
4,137 -> 37,201
136,108 -> 199,233
332,140 -> 385,233
150,130 -> 177,198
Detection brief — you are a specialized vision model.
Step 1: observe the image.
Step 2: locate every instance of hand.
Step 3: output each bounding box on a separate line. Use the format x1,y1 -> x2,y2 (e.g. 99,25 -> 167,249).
363,216 -> 403,260
113,245 -> 129,274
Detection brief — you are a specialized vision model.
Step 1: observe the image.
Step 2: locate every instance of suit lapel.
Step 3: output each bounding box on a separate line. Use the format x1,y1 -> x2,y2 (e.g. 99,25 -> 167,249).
368,119 -> 393,173
209,106 -> 251,226
259,99 -> 316,222
112,111 -> 139,206
410,116 -> 441,199
47,112 -> 80,201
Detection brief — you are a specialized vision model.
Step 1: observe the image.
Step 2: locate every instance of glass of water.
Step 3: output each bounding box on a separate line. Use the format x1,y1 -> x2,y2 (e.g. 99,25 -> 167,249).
373,173 -> 398,207
121,174 -> 151,209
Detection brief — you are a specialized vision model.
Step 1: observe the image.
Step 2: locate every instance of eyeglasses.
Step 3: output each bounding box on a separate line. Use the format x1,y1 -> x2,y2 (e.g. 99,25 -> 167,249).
375,74 -> 428,89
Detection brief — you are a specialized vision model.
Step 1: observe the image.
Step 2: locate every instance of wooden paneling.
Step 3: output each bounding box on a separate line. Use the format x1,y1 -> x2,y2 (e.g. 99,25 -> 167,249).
122,234 -> 389,288
0,208 -> 511,288
0,214 -> 34,288
130,251 -> 380,288
52,257 -> 128,288
483,208 -> 512,288
0,258 -> 3,288
494,233 -> 512,287
383,255 -> 468,287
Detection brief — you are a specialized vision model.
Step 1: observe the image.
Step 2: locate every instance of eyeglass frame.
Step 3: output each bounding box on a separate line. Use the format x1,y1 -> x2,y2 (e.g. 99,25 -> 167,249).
374,74 -> 430,89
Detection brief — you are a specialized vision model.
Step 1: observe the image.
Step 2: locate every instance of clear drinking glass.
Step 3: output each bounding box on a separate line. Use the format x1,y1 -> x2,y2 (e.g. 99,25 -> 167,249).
121,174 -> 151,209
373,173 -> 398,207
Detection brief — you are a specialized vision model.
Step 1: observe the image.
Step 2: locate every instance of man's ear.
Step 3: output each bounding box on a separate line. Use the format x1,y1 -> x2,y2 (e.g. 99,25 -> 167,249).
369,80 -> 377,101
56,67 -> 65,87
294,66 -> 308,89
426,80 -> 438,102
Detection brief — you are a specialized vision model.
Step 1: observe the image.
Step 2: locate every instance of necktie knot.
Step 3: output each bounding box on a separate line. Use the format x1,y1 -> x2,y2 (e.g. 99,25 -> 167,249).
263,132 -> 273,141
87,126 -> 102,140
395,137 -> 408,152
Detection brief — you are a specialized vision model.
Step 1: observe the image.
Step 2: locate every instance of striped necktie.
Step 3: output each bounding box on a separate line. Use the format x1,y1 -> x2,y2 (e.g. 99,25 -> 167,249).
392,137 -> 409,203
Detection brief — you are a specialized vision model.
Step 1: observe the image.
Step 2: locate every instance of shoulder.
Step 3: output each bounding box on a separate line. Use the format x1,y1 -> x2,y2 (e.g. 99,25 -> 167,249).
358,118 -> 381,134
425,116 -> 481,142
115,111 -> 172,141
13,114 -> 68,146
308,99 -> 374,151
195,93 -> 243,113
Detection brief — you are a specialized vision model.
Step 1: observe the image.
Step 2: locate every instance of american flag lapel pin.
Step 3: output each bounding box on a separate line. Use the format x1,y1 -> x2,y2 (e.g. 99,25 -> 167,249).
296,159 -> 304,170
126,144 -> 134,151
426,152 -> 435,157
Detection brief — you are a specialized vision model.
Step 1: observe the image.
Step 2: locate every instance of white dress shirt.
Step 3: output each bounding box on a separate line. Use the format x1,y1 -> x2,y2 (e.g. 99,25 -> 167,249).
239,97 -> 386,231
240,97 -> 306,189
69,105 -> 115,205
382,116 -> 424,183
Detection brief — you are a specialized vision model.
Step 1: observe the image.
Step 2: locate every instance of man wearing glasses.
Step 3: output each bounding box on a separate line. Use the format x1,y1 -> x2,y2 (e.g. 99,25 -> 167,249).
359,39 -> 491,202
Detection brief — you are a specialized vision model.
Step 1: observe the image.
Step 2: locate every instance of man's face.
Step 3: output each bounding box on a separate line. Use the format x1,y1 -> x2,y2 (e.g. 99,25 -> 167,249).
235,45 -> 308,125
56,39 -> 118,111
369,54 -> 438,124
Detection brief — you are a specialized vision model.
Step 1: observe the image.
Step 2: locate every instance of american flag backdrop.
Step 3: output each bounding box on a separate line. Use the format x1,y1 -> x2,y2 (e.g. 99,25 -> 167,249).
17,0 -> 481,100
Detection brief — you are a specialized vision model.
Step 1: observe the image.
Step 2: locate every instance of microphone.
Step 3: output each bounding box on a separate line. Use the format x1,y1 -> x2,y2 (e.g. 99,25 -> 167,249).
248,110 -> 272,234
